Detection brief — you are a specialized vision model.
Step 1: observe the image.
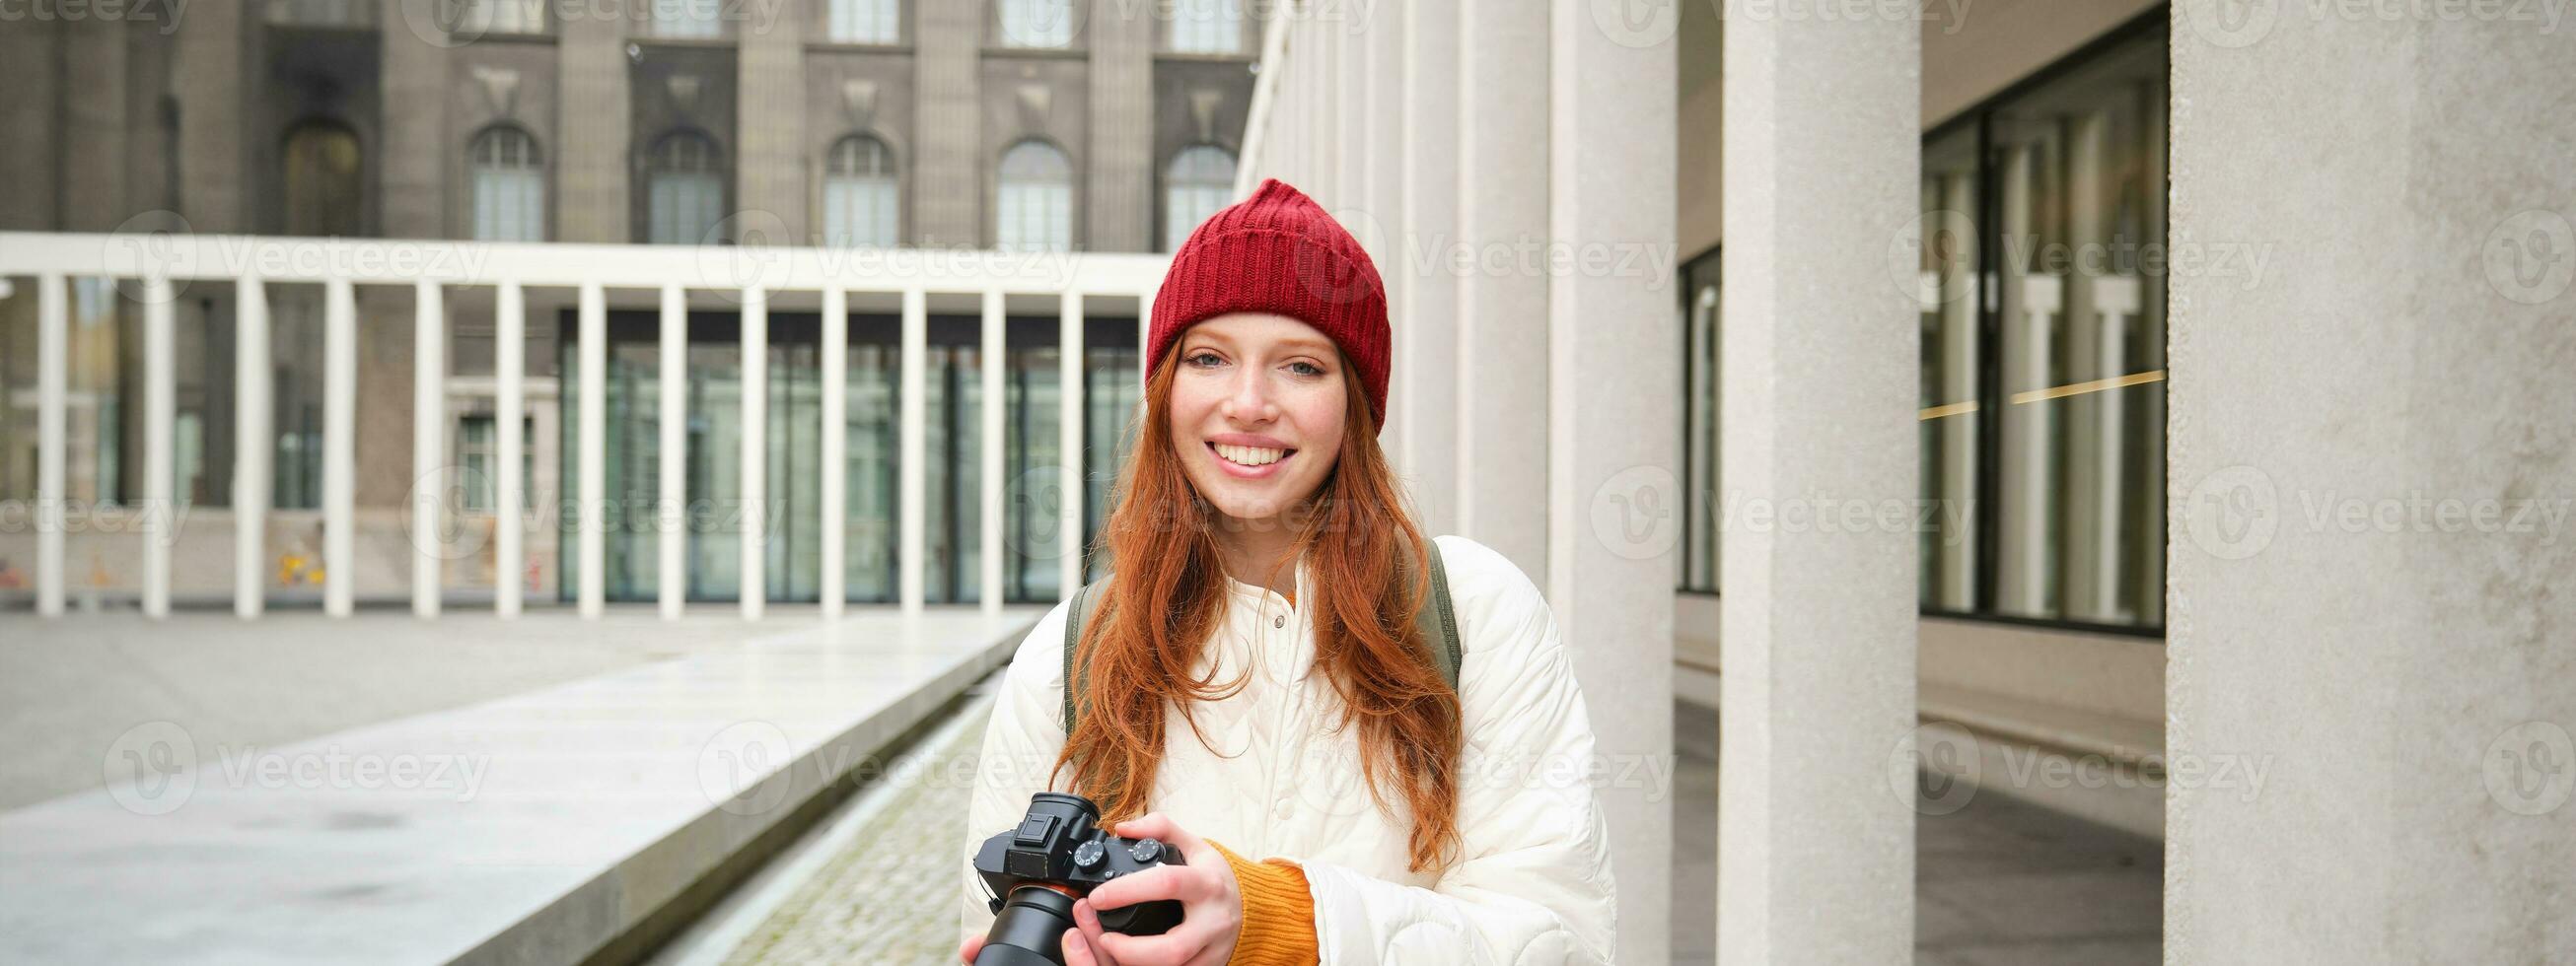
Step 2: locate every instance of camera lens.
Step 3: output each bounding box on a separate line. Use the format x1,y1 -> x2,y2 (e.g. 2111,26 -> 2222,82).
975,886 -> 1079,966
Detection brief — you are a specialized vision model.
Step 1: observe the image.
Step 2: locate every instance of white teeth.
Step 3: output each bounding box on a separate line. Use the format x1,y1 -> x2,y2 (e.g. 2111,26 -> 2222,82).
1215,444 -> 1287,466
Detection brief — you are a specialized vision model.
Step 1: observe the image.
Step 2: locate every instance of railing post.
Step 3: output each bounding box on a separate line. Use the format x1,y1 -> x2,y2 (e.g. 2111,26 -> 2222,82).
982,289 -> 1005,616
739,286 -> 766,621
898,287 -> 925,616
1058,289 -> 1085,597
323,278 -> 357,618
234,274 -> 270,619
659,284 -> 686,619
578,282 -> 606,618
143,277 -> 175,618
820,285 -> 847,619
36,273 -> 66,618
495,280 -> 525,618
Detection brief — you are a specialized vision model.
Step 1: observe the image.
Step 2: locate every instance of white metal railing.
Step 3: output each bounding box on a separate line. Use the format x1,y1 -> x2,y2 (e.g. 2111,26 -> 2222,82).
0,232 -> 1169,621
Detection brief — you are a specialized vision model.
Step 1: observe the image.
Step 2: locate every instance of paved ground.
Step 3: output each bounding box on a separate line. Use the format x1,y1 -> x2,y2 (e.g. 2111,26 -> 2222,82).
698,693 -> 998,966
694,696 -> 2161,965
0,604 -> 978,810
1671,701 -> 2162,965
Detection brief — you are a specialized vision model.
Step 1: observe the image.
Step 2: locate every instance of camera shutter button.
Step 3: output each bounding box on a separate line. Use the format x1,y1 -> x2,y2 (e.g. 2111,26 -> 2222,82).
1128,838 -> 1165,864
1074,840 -> 1107,869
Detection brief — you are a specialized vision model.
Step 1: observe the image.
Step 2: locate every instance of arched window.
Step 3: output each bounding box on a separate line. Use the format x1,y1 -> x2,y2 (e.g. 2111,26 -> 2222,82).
461,0 -> 543,34
827,0 -> 898,42
282,119 -> 363,238
648,0 -> 723,37
1163,144 -> 1236,250
645,131 -> 725,244
469,126 -> 544,242
996,140 -> 1074,252
823,135 -> 899,247
998,0 -> 1073,47
1168,0 -> 1241,54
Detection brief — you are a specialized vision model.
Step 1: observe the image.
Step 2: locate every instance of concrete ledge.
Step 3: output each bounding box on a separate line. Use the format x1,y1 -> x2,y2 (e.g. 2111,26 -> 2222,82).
0,608 -> 1044,965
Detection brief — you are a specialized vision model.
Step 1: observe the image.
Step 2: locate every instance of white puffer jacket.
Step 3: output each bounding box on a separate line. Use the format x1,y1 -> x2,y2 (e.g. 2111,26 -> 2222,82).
960,534 -> 1617,964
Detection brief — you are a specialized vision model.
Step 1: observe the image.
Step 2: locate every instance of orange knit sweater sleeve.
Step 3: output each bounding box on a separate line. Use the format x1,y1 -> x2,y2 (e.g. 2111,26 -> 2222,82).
1208,840 -> 1319,966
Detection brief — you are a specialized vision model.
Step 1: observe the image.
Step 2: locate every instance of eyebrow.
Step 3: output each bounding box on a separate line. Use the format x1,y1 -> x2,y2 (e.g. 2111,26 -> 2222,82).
1186,331 -> 1336,354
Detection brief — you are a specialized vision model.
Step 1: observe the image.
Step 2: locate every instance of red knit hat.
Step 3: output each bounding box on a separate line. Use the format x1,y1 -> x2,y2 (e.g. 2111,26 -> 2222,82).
1148,177 -> 1392,432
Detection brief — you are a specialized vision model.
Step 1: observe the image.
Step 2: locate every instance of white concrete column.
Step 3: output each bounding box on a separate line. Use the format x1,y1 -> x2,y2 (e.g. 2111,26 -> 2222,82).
1455,0 -> 1550,576
322,278 -> 356,618
234,275 -> 270,618
577,283 -> 607,618
740,286 -> 767,621
898,287 -> 926,615
1362,5 -> 1405,467
1548,5 -> 1679,964
1934,173 -> 1979,612
1398,0 -> 1459,536
658,284 -> 687,619
1059,290 -> 1085,597
1995,146 -> 2051,615
143,277 -> 175,618
821,286 -> 848,619
495,280 -> 525,618
2166,13 -> 2576,960
36,273 -> 65,618
1717,7 -> 1919,964
412,280 -> 444,618
983,289 -> 1007,615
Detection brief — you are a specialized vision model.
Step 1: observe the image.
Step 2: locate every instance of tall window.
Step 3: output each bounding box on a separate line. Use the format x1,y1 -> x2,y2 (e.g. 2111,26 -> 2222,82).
462,0 -> 543,34
1913,27 -> 2169,631
996,140 -> 1074,252
282,120 -> 363,238
998,0 -> 1074,47
1169,0 -> 1242,54
470,126 -> 545,242
1163,145 -> 1236,251
828,0 -> 899,42
645,131 -> 725,245
823,135 -> 900,247
649,0 -> 724,37
264,0 -> 373,26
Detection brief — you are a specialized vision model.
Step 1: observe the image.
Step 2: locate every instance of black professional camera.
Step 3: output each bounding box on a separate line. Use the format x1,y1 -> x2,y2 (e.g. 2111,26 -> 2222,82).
971,793 -> 1187,966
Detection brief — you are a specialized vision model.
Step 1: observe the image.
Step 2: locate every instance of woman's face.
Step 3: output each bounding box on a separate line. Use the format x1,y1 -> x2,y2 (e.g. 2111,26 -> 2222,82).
1168,311 -> 1349,526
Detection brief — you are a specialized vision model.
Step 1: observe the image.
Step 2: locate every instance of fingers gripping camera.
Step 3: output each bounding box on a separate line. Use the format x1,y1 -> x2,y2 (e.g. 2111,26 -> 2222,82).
972,793 -> 1187,966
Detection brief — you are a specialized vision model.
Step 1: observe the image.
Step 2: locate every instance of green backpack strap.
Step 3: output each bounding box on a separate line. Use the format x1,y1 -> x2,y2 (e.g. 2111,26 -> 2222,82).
1412,540 -> 1465,695
1062,578 -> 1111,736
1059,543 -> 1464,737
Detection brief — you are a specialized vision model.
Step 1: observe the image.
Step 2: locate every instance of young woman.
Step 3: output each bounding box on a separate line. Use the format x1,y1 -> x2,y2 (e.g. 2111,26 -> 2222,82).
959,179 -> 1614,965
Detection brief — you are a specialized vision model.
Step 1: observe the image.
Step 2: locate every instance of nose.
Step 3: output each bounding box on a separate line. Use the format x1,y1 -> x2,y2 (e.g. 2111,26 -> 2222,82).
1220,367 -> 1278,423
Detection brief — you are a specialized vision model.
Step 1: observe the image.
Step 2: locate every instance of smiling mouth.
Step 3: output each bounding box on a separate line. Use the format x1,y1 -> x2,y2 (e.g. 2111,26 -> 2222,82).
1207,442 -> 1297,468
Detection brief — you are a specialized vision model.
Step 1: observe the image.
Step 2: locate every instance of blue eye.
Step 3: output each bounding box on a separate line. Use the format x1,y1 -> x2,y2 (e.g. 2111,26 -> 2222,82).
1185,351 -> 1222,368
1289,361 -> 1324,377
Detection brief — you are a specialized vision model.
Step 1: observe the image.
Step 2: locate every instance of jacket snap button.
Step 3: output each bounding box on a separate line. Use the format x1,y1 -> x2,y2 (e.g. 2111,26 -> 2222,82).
1273,615 -> 1285,629
1273,797 -> 1294,820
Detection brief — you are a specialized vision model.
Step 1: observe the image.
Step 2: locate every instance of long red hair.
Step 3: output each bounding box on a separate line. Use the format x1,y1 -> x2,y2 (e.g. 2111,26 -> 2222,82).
1052,340 -> 1463,872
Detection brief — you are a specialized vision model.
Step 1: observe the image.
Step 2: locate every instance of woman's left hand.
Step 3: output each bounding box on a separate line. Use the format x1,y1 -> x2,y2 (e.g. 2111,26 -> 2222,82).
1062,812 -> 1242,966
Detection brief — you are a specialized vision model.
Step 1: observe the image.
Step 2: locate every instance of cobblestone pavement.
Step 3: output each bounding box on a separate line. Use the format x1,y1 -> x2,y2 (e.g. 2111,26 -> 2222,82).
721,699 -> 996,966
